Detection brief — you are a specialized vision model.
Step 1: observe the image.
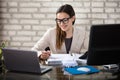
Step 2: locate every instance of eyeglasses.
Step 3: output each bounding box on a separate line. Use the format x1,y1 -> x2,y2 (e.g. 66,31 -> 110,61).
55,17 -> 71,24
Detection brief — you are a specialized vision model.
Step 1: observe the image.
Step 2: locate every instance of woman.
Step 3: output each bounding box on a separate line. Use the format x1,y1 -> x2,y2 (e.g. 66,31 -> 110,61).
32,4 -> 89,60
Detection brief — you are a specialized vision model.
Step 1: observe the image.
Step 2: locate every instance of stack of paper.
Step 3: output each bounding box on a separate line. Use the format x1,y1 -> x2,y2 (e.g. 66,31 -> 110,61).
47,54 -> 82,67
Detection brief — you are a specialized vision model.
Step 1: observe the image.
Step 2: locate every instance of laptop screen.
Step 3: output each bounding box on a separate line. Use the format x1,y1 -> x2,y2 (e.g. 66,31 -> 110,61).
87,24 -> 120,65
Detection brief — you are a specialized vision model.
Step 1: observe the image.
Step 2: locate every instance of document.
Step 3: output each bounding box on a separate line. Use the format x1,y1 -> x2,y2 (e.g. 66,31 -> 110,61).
47,53 -> 82,67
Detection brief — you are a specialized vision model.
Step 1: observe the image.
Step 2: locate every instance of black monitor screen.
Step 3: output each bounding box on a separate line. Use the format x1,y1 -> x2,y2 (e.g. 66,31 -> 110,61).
87,24 -> 120,65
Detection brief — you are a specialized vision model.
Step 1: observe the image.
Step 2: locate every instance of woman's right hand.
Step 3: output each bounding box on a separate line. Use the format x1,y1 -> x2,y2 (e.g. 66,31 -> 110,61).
40,51 -> 51,60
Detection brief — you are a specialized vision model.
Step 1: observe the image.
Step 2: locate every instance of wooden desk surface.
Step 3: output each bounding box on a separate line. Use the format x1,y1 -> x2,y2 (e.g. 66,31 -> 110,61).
0,66 -> 119,80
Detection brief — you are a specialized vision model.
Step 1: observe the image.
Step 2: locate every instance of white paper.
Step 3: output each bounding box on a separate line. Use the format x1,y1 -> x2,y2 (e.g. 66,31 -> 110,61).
47,53 -> 83,67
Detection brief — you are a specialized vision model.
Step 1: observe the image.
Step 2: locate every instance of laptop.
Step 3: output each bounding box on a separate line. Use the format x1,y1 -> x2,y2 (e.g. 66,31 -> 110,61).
2,48 -> 52,74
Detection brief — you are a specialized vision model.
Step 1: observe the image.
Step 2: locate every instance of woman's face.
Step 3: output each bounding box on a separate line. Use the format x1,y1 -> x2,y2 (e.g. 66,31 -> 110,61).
56,12 -> 75,32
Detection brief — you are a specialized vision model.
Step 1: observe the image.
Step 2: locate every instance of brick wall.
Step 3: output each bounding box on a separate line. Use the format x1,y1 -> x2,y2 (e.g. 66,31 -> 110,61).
0,0 -> 120,50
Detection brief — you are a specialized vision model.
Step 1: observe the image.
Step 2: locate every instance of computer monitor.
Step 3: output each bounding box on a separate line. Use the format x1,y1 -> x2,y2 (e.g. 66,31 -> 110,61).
87,24 -> 120,66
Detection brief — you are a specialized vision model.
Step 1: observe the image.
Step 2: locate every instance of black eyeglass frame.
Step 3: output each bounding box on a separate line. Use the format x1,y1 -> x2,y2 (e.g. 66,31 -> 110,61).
55,17 -> 71,24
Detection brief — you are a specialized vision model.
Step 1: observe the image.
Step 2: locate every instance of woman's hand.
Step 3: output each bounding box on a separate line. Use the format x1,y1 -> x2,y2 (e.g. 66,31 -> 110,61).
40,51 -> 51,60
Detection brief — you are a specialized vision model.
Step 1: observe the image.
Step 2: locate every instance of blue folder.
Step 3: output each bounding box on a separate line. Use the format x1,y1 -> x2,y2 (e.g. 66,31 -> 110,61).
64,66 -> 100,75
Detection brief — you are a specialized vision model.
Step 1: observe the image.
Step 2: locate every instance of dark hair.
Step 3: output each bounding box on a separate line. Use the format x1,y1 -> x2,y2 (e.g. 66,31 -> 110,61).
56,4 -> 75,49
56,4 -> 75,25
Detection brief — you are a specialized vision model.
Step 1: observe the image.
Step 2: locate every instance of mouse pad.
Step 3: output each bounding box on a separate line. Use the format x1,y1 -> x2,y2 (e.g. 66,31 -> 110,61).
64,66 -> 100,75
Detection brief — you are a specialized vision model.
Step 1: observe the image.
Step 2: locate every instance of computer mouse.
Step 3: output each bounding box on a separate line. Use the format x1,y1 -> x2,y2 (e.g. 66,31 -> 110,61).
77,67 -> 90,72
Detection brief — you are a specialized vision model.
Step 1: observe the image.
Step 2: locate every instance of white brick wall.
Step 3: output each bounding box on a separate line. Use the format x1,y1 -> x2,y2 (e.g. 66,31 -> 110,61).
0,0 -> 120,50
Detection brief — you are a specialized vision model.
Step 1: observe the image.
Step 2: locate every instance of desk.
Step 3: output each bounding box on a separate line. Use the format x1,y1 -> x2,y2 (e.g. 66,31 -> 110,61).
0,66 -> 120,80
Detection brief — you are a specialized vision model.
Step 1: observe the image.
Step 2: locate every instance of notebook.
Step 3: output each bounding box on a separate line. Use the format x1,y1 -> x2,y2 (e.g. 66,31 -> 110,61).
2,48 -> 52,74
